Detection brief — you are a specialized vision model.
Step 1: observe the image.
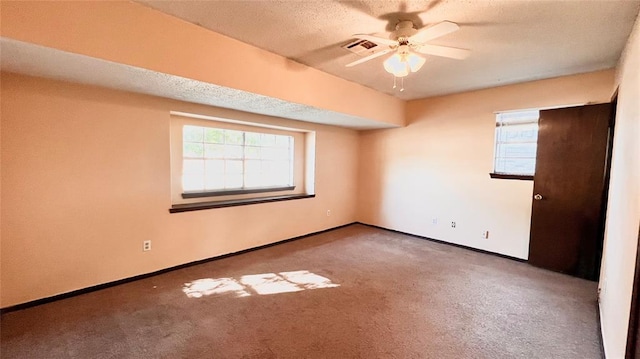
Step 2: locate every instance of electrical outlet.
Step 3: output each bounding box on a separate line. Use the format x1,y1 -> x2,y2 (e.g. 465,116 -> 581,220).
451,221 -> 456,228
326,210 -> 331,217
482,231 -> 489,239
432,218 -> 438,225
143,240 -> 151,252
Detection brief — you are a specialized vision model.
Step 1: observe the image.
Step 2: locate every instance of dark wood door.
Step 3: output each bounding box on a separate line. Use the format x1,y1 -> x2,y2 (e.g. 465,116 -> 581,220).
529,103 -> 611,280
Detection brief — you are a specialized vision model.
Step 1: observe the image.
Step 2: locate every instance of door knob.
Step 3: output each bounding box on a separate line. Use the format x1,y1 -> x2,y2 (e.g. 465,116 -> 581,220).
534,194 -> 543,200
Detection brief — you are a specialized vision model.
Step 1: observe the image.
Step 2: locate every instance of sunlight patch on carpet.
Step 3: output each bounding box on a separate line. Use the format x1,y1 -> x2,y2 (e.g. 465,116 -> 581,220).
182,270 -> 339,298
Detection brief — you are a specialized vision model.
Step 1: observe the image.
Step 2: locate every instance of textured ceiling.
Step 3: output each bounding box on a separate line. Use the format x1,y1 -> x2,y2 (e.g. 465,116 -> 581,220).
0,38 -> 391,130
137,0 -> 640,100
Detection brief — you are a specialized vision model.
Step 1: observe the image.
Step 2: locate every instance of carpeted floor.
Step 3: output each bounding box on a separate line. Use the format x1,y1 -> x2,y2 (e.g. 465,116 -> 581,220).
1,224 -> 602,358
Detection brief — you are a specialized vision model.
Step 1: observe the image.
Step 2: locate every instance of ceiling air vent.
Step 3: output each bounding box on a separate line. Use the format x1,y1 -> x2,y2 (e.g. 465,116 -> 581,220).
341,39 -> 383,57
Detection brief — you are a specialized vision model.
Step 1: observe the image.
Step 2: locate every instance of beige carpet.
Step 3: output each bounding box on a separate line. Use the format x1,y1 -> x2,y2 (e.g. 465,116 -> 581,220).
0,224 -> 602,358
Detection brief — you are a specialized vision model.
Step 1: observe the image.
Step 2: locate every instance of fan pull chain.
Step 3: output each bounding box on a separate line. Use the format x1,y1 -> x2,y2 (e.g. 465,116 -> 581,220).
391,76 -> 405,92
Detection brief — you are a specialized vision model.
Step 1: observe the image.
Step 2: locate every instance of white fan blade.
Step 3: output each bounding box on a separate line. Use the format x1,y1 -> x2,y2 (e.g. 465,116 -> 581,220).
351,34 -> 397,46
346,48 -> 393,67
410,21 -> 460,43
414,44 -> 470,60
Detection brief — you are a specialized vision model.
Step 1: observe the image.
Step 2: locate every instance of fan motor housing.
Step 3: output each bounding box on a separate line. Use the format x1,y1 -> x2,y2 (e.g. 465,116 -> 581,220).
391,20 -> 418,41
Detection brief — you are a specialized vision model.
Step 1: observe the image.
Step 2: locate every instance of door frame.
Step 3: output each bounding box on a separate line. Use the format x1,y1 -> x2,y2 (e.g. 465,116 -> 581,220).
626,224 -> 640,358
602,92 -> 639,359
595,95 -> 618,279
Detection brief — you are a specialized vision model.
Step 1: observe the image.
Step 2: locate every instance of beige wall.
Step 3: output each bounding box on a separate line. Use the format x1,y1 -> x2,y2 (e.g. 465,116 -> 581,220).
599,14 -> 640,358
0,1 -> 404,127
357,70 -> 615,259
0,73 -> 359,307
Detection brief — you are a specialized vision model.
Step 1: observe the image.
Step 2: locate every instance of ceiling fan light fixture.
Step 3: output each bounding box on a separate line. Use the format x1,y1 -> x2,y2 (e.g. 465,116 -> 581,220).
407,53 -> 426,72
383,53 -> 410,77
383,51 -> 425,77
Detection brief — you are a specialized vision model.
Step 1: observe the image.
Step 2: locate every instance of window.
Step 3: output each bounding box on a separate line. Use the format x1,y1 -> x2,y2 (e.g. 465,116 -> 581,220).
493,110 -> 539,177
182,125 -> 294,195
169,112 -> 314,211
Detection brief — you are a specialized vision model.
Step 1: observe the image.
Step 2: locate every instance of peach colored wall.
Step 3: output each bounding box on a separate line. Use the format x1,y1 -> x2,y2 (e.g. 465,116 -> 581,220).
0,1 -> 404,128
599,14 -> 640,358
357,70 -> 615,259
0,73 -> 359,308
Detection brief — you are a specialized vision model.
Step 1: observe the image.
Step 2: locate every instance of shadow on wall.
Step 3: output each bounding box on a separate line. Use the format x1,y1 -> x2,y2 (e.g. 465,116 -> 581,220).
358,125 -> 462,228
182,270 -> 339,298
357,130 -> 389,224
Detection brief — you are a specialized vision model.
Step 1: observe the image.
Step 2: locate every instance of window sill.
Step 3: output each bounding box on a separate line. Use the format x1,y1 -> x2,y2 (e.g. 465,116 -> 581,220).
169,194 -> 315,213
182,186 -> 295,199
489,173 -> 534,181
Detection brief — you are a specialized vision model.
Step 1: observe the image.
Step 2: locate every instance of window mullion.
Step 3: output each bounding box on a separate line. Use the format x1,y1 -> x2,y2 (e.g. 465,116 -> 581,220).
201,136 -> 207,191
289,138 -> 294,186
242,132 -> 246,189
223,129 -> 228,189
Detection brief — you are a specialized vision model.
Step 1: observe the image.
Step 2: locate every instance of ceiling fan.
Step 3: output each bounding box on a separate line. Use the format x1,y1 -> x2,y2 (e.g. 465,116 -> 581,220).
346,20 -> 470,79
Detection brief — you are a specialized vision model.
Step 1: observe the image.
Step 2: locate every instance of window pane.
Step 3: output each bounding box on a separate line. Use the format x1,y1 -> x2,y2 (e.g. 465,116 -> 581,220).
205,160 -> 224,174
225,130 -> 243,145
261,147 -> 289,160
183,126 -> 204,142
272,160 -> 290,175
225,160 -> 243,174
245,160 -> 261,174
498,110 -> 539,124
204,128 -> 224,144
261,147 -> 275,160
184,142 -> 204,158
261,161 -> 276,186
225,145 -> 243,159
496,158 -> 536,175
204,144 -> 224,158
273,161 -> 291,184
225,175 -> 243,189
497,124 -> 538,143
275,135 -> 291,148
275,176 -> 287,186
204,174 -> 225,190
262,160 -> 291,186
496,143 -> 537,158
245,174 -> 263,188
245,146 -> 260,159
183,159 -> 204,174
183,174 -> 205,191
245,132 -> 261,146
261,134 -> 276,147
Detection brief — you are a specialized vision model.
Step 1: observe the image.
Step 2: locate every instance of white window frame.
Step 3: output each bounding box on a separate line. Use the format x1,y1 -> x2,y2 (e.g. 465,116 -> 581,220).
170,113 -> 312,207
181,125 -> 295,197
493,110 -> 540,177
